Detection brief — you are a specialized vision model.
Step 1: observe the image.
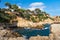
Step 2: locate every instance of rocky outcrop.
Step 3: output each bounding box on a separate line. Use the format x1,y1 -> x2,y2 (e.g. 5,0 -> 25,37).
0,29 -> 57,40
0,29 -> 21,37
17,17 -> 44,28
0,33 -> 54,40
51,24 -> 60,33
29,33 -> 54,40
0,37 -> 25,40
17,17 -> 53,28
51,24 -> 60,40
0,29 -> 24,40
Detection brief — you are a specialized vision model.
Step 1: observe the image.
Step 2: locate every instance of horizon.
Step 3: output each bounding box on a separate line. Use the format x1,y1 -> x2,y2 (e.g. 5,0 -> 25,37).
0,0 -> 60,16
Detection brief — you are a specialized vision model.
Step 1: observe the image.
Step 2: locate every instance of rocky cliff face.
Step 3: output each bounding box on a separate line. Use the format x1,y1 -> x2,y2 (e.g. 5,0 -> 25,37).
5,12 -> 53,28
17,16 -> 44,28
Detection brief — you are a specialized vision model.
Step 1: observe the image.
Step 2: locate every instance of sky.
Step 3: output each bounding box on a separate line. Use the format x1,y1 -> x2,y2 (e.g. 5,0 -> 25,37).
0,0 -> 60,16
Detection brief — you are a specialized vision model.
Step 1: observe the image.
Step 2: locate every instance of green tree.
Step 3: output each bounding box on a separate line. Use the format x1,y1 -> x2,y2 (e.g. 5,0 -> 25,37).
5,2 -> 11,8
35,8 -> 41,14
12,4 -> 18,9
31,16 -> 37,22
12,4 -> 19,12
0,8 -> 16,23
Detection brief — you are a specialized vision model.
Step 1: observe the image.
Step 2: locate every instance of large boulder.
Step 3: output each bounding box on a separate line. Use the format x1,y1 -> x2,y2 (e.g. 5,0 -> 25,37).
51,24 -> 60,34
51,24 -> 60,40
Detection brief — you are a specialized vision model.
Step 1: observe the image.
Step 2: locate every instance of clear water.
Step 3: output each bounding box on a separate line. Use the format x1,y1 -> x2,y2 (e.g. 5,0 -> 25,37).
15,24 -> 51,39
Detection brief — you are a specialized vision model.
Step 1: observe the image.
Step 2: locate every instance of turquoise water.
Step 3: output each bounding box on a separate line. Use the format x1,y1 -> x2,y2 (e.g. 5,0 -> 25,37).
15,24 -> 51,39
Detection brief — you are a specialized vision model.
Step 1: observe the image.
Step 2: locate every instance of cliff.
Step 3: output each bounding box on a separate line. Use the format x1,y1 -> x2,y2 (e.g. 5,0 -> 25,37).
17,16 -> 44,28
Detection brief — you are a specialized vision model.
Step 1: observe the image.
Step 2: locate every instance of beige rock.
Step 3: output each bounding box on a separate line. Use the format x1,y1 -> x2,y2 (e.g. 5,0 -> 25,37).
51,24 -> 60,33
49,33 -> 54,40
17,37 -> 25,40
42,36 -> 49,40
0,36 -> 4,40
51,24 -> 60,40
12,38 -> 17,40
0,29 -> 21,37
0,30 -> 7,36
17,17 -> 44,28
8,38 -> 13,40
29,35 -> 49,40
3,37 -> 8,40
29,37 -> 38,40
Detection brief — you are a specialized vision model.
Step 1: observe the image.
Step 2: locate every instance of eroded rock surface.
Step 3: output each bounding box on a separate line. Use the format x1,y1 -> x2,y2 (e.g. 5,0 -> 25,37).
0,29 -> 21,37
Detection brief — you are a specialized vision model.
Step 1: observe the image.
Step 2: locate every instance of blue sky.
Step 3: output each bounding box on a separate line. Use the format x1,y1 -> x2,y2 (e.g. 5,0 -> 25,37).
0,0 -> 60,16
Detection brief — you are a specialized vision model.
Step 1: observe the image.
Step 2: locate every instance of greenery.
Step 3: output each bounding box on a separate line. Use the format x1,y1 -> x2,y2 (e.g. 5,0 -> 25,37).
0,2 -> 53,23
0,8 -> 16,23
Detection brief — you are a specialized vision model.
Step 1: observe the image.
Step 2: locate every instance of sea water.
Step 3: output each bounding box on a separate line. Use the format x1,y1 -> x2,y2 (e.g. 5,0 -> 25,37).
15,24 -> 51,39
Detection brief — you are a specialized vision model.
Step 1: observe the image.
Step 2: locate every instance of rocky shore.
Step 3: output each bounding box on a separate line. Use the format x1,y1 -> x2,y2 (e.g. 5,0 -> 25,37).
0,32 -> 54,40
0,27 -> 54,40
0,29 -> 24,40
0,29 -> 59,40
0,24 -> 60,40
0,37 -> 25,40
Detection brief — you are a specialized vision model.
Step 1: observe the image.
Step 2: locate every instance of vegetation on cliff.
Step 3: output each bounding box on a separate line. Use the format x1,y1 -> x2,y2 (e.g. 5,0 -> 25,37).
0,2 -> 53,23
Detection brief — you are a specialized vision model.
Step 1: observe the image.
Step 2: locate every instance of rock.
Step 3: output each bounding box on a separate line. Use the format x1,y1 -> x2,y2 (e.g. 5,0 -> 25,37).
29,35 -> 49,40
29,37 -> 37,40
0,26 -> 4,30
17,37 -> 25,40
8,38 -> 13,40
0,37 -> 25,40
0,36 -> 4,40
51,24 -> 60,33
49,33 -> 54,40
42,36 -> 49,40
17,17 -> 44,28
0,29 -> 21,37
3,37 -> 9,40
51,24 -> 60,40
0,30 -> 7,36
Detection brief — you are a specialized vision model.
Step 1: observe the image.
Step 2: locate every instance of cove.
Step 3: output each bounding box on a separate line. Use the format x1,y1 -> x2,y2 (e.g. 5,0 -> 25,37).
15,24 -> 51,39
